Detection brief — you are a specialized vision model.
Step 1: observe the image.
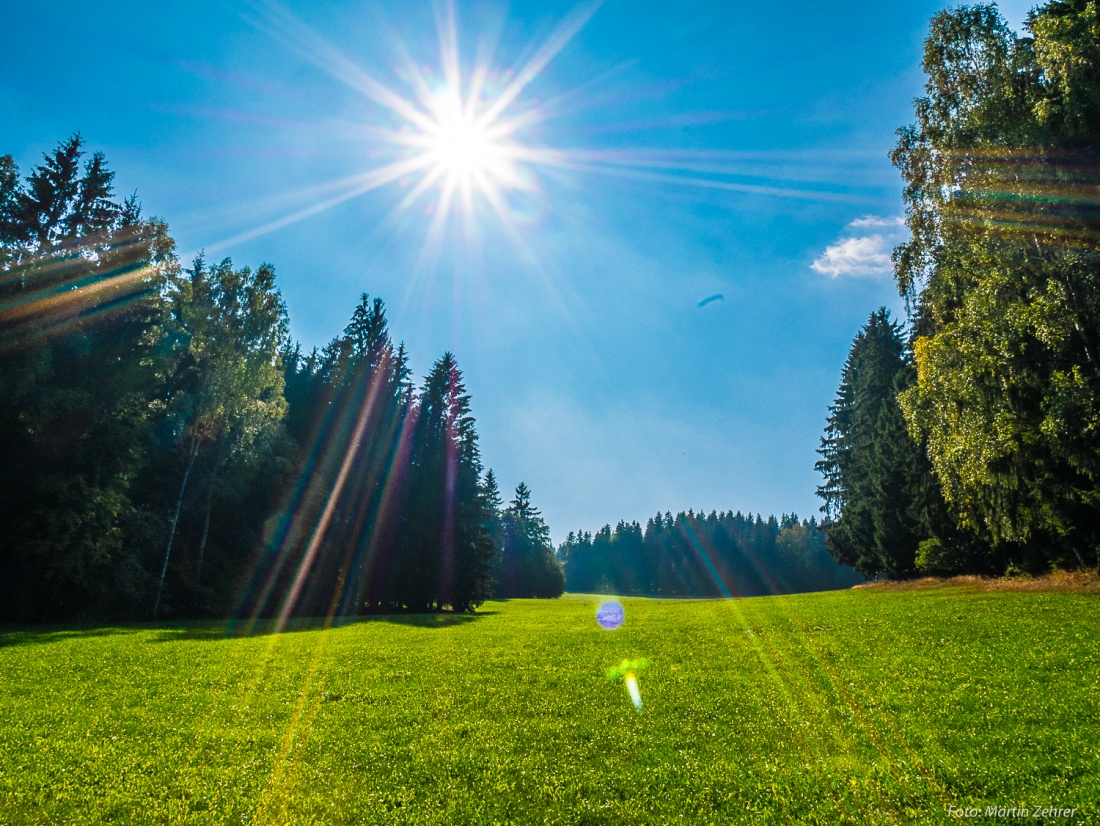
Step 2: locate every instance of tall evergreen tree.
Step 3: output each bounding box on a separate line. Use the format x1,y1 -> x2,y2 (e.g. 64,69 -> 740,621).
396,353 -> 497,611
816,309 -> 926,578
260,294 -> 413,619
495,482 -> 565,598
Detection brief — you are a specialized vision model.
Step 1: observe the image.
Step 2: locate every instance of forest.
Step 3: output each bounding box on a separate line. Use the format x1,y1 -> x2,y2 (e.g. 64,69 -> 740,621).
558,511 -> 861,597
817,1 -> 1100,581
2,0 -> 1100,623
0,137 -> 865,621
0,141 -> 566,622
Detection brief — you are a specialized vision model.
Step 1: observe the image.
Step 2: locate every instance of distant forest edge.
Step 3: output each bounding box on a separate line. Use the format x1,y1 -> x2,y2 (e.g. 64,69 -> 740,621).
557,512 -> 862,597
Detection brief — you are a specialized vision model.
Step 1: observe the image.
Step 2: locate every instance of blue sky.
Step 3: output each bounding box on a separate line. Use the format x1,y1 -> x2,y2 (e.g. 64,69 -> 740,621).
1,0 -> 1034,541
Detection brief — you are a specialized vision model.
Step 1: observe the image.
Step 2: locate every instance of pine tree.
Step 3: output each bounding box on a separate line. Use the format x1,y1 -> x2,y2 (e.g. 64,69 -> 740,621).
495,483 -> 564,598
816,309 -> 927,578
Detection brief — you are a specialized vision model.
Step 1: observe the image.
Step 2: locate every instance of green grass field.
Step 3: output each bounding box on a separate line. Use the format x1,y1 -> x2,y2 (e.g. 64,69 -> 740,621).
1,586 -> 1097,824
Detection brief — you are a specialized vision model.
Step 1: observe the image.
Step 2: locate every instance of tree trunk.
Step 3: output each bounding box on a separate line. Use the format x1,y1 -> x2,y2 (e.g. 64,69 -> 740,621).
1071,544 -> 1086,569
153,434 -> 200,618
196,439 -> 231,583
195,472 -> 217,582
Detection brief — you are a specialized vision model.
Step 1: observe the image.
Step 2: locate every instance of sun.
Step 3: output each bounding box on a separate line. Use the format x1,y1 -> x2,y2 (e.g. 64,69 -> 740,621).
375,72 -> 530,234
220,1 -> 600,252
430,115 -> 493,179
212,1 -> 860,258
340,0 -> 602,229
417,89 -> 517,196
424,96 -> 503,183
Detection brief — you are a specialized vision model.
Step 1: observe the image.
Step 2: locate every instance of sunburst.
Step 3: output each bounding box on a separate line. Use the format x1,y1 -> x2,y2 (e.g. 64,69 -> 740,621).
376,0 -> 603,234
424,98 -> 507,183
206,0 -> 877,257
233,0 -> 595,245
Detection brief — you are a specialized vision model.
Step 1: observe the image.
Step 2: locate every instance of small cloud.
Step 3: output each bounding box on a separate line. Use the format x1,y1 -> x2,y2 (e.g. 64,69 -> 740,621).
812,237 -> 893,278
811,215 -> 907,278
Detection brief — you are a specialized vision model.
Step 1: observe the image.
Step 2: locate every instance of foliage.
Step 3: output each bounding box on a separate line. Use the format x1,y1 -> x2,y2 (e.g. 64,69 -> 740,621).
1,589 -> 1096,823
257,293 -> 414,619
560,509 -> 861,596
816,309 -> 941,578
397,352 -> 499,611
494,482 -> 564,598
254,302 -> 531,617
150,255 -> 290,617
0,136 -> 176,620
0,139 -> 524,622
893,1 -> 1100,568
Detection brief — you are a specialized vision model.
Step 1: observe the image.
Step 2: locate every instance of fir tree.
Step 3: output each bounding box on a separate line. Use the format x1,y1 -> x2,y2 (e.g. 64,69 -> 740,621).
495,483 -> 564,598
816,309 -> 927,578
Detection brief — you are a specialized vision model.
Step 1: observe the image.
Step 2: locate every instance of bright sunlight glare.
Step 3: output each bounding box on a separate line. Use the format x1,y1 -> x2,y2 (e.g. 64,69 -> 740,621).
422,92 -> 512,186
207,0 -> 872,258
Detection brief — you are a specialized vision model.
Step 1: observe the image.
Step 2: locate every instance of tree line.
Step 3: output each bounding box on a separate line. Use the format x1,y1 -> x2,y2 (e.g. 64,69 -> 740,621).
0,136 -> 564,622
558,511 -> 862,597
818,1 -> 1100,579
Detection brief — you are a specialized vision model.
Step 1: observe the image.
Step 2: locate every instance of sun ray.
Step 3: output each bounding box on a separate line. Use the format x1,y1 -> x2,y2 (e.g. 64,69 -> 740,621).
249,1 -> 440,134
217,0 -> 894,263
435,0 -> 462,95
547,159 -> 876,204
206,155 -> 437,253
476,2 -> 601,128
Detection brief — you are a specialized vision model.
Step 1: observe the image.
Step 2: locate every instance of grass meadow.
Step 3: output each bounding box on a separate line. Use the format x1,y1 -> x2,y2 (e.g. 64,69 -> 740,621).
1,586 -> 1097,824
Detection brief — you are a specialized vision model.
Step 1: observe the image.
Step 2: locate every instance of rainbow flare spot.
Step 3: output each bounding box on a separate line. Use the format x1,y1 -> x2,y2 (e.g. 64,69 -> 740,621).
596,600 -> 624,630
606,657 -> 648,711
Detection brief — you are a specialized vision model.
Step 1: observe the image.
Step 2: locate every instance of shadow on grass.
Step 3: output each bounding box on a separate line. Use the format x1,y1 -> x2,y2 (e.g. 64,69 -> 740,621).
0,626 -> 144,649
145,609 -> 499,643
1,609 -> 499,648
375,610 -> 498,628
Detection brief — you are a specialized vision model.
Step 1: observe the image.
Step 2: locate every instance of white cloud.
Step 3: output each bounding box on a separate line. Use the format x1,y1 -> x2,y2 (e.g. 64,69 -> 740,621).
811,215 -> 907,278
848,215 -> 904,231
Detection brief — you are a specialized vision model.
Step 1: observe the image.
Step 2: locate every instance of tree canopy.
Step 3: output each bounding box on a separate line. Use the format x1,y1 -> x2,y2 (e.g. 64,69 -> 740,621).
821,1 -> 1100,578
0,137 -> 557,622
892,0 -> 1100,569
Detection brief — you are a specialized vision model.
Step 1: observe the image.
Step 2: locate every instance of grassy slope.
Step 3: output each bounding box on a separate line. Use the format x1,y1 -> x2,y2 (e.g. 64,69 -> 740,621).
1,588 -> 1097,825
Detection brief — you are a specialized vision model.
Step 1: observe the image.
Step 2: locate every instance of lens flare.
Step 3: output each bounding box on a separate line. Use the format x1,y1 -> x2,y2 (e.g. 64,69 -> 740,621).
596,600 -> 624,630
624,673 -> 642,710
606,657 -> 648,711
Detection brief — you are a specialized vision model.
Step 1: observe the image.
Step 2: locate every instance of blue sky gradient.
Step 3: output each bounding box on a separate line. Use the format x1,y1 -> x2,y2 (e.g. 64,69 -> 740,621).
1,0 -> 1035,541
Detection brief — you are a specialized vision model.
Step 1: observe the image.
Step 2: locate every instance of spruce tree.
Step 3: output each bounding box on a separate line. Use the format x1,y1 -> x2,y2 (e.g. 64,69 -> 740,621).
398,353 -> 496,611
495,483 -> 564,598
816,309 -> 926,578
